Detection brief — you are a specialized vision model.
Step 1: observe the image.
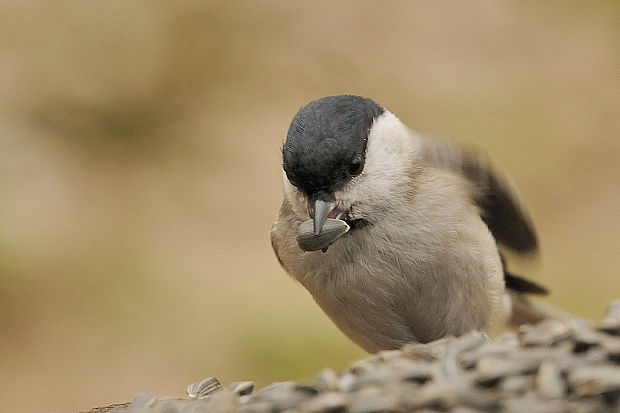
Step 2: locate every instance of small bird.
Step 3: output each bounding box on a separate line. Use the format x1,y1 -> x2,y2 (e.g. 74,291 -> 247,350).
271,95 -> 555,353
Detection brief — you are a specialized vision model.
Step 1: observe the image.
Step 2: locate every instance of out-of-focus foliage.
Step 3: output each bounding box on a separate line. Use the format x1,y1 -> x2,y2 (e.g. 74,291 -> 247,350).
0,2 -> 618,412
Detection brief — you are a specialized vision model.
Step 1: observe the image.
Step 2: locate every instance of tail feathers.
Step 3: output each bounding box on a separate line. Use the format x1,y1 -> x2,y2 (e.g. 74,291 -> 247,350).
500,254 -> 563,326
504,272 -> 548,296
508,291 -> 572,327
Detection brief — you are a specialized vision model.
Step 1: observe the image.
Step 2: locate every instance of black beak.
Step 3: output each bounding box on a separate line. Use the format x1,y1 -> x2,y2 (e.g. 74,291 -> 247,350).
313,199 -> 336,235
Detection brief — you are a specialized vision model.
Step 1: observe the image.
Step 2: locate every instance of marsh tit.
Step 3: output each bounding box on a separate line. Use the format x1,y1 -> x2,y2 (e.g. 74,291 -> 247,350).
271,95 -> 554,352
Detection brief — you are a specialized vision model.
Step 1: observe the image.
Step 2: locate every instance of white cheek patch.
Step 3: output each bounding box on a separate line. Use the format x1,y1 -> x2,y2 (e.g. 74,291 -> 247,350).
335,112 -> 419,212
365,111 -> 419,171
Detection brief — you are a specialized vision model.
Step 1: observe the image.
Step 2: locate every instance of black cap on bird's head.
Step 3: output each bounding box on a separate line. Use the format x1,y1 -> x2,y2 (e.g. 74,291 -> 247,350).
283,95 -> 384,234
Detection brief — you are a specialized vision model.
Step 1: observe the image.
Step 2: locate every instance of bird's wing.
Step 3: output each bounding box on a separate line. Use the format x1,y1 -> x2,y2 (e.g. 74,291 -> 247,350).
419,138 -> 538,254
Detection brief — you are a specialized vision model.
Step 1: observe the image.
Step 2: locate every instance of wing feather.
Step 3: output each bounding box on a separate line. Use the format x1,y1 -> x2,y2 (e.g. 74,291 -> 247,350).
420,139 -> 538,254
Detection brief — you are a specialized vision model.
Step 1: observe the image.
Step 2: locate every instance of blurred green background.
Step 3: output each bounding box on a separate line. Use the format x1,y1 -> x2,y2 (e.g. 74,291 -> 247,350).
1,1 -> 619,412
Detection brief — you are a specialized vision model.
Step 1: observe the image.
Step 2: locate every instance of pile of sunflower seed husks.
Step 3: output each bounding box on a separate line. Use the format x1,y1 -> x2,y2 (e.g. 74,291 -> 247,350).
89,300 -> 620,413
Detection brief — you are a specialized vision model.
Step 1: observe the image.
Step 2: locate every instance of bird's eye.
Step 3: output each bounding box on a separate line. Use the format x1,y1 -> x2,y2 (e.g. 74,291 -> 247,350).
348,154 -> 364,176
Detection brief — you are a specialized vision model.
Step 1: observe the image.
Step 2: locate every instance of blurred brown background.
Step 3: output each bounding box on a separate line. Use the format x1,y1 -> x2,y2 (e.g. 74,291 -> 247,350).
1,1 -> 619,412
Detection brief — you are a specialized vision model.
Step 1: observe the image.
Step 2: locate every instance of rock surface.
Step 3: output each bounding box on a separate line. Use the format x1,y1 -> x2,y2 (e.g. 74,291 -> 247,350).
84,300 -> 620,413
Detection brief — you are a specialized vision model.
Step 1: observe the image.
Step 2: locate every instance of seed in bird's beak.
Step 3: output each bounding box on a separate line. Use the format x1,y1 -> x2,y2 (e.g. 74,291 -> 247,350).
297,218 -> 350,251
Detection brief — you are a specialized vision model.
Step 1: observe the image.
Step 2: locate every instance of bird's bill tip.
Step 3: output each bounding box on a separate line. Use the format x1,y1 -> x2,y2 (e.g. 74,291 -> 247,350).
313,199 -> 336,235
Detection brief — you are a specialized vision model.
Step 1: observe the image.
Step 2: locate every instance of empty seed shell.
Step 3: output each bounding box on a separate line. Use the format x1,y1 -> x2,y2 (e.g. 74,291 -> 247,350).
297,219 -> 350,251
568,365 -> 620,398
253,382 -> 318,412
131,394 -> 158,408
228,381 -> 255,396
599,300 -> 620,335
316,368 -> 339,391
536,359 -> 565,398
299,391 -> 349,413
519,320 -> 572,347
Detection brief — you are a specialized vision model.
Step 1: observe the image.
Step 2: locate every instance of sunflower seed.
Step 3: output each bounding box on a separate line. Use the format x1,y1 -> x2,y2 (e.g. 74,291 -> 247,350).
297,219 -> 349,251
186,376 -> 223,399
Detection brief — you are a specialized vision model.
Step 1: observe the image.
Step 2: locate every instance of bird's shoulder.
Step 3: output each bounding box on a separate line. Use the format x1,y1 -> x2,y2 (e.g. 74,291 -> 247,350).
416,137 -> 538,254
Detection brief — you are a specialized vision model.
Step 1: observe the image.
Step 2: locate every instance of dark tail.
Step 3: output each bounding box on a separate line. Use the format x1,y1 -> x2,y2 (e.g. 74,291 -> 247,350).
503,269 -> 571,326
